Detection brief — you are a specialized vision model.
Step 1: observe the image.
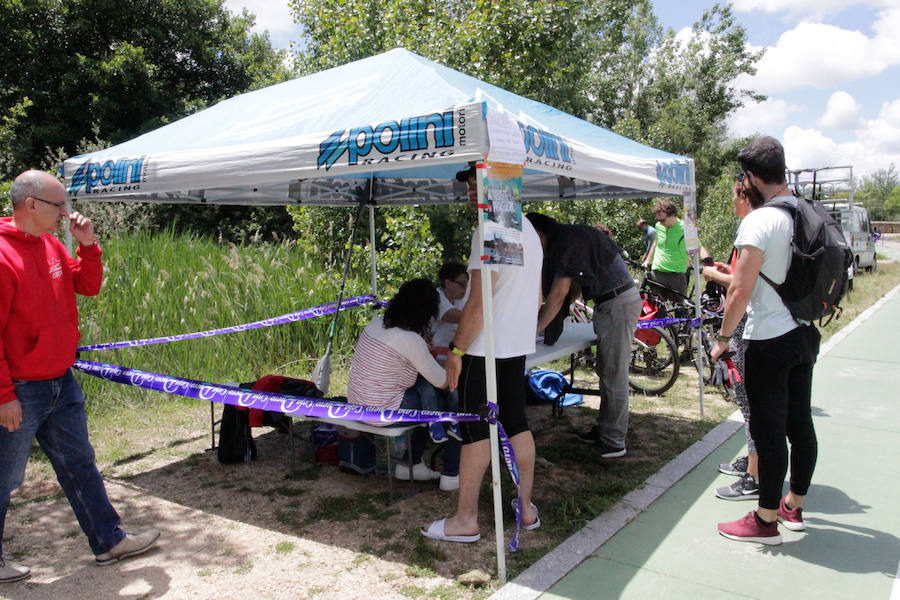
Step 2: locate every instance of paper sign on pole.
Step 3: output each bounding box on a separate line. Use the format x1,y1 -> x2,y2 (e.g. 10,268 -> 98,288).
682,189 -> 700,254
482,163 -> 525,266
485,109 -> 526,166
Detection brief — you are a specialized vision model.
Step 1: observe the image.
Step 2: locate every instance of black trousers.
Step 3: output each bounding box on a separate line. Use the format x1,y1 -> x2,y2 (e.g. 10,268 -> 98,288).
745,325 -> 821,509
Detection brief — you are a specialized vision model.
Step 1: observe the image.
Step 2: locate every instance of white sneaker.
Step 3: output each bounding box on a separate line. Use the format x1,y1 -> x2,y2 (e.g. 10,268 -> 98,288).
394,462 -> 440,481
439,474 -> 460,491
0,558 -> 30,583
95,530 -> 160,565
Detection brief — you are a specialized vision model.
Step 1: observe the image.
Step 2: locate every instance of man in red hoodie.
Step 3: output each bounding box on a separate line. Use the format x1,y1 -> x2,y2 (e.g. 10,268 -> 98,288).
0,171 -> 159,583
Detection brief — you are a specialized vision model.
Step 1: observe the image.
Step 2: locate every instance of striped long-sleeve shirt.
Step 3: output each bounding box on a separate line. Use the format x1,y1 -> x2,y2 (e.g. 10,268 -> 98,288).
347,316 -> 445,411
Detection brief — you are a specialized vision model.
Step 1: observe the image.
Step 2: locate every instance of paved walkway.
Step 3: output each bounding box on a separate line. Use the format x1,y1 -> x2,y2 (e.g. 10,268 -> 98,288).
493,246 -> 900,600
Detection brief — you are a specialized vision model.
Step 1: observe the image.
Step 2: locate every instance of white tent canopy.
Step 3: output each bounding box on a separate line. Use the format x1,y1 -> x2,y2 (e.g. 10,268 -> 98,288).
63,48 -> 694,206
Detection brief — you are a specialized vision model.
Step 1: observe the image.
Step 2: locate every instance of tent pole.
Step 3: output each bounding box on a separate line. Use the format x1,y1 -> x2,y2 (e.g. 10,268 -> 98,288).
688,166 -> 705,418
476,167 -> 507,583
369,204 -> 378,298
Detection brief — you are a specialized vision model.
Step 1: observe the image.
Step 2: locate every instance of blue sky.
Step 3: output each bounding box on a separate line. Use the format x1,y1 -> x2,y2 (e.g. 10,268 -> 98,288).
224,0 -> 900,178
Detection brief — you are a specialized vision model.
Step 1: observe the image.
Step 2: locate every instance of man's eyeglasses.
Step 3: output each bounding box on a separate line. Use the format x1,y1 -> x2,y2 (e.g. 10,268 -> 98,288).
31,196 -> 67,209
448,278 -> 468,289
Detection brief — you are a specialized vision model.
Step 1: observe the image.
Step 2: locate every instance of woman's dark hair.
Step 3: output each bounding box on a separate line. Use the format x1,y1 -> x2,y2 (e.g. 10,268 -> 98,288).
383,278 -> 439,338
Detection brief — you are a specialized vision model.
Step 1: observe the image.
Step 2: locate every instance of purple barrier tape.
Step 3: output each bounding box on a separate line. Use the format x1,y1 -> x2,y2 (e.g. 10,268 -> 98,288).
483,401 -> 524,553
77,295 -> 378,352
635,317 -> 690,330
637,310 -> 723,331
73,359 -> 481,425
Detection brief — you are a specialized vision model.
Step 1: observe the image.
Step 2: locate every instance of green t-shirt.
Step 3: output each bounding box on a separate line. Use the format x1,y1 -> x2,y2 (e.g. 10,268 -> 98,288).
651,219 -> 687,273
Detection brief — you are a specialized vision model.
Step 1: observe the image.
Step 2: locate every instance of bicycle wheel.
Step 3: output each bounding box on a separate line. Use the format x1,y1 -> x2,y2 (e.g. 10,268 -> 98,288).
629,327 -> 679,395
685,319 -> 717,382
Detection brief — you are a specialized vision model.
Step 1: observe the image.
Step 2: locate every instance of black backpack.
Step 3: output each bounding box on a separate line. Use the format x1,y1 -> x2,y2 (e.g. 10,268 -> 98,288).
217,404 -> 257,464
760,196 -> 852,325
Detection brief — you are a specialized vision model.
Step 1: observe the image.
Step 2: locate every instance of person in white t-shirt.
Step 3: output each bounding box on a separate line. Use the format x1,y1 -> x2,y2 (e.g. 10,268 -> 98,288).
421,165 -> 543,543
712,136 -> 820,546
347,278 -> 461,489
431,262 -> 469,351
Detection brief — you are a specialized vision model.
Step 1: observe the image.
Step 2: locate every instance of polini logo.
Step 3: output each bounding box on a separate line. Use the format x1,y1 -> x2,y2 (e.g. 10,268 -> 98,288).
68,157 -> 147,194
519,124 -> 574,171
317,110 -> 461,170
656,160 -> 691,187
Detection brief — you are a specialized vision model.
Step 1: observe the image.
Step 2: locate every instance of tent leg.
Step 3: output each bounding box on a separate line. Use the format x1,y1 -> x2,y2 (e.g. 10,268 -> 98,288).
476,168 -> 507,583
369,204 -> 378,298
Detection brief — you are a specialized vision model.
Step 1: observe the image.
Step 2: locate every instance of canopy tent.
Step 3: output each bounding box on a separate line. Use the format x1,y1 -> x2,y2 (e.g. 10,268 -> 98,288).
62,48 -> 701,582
62,48 -> 694,206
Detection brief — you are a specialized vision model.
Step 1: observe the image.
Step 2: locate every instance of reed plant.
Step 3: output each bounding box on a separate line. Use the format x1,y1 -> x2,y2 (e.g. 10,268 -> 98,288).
77,230 -> 375,416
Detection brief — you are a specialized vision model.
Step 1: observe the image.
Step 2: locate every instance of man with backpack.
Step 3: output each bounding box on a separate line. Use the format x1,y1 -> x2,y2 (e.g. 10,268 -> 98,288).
711,137 -> 821,545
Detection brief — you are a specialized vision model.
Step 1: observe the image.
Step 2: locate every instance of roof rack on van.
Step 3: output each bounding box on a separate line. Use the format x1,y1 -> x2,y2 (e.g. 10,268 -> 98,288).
785,165 -> 855,205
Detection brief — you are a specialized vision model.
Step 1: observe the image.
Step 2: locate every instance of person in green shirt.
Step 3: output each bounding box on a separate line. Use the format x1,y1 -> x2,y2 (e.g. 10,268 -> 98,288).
643,198 -> 688,300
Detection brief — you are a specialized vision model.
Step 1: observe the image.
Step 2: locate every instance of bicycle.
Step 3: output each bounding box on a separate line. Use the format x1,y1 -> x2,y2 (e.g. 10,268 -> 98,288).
570,295 -> 680,397
625,259 -> 719,384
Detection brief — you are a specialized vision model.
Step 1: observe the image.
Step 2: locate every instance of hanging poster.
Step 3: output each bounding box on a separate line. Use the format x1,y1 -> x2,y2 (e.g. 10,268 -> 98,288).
481,162 -> 525,266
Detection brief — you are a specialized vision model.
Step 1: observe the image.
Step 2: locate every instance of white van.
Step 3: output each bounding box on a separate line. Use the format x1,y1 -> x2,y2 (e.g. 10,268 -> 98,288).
824,202 -> 877,273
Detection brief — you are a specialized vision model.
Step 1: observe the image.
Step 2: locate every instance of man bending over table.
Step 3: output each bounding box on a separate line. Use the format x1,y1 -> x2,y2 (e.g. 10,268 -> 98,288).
526,213 -> 641,458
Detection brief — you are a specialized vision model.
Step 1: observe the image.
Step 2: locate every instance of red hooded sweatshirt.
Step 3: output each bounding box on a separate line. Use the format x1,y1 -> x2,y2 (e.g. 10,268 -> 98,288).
0,217 -> 102,404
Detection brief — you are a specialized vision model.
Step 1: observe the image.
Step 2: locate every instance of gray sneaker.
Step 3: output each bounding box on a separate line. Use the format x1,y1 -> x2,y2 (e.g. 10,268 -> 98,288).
95,530 -> 160,566
715,473 -> 759,501
0,558 -> 30,583
718,455 -> 748,477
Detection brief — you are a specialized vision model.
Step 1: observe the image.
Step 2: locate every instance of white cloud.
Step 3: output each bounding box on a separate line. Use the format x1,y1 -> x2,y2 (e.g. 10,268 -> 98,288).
733,6 -> 900,94
782,97 -> 900,178
727,98 -> 805,138
224,1 -> 297,45
733,0 -> 896,20
818,91 -> 863,129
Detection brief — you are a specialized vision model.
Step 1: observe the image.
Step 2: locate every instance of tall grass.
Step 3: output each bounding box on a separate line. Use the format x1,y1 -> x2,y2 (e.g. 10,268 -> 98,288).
77,230 -> 374,416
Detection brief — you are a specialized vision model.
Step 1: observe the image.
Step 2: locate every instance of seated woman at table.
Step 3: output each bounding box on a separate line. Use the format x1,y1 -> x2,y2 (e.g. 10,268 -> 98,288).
347,278 -> 462,490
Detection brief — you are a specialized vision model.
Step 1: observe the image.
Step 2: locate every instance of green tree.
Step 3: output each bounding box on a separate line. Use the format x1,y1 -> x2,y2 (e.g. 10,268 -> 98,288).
609,4 -> 764,199
884,186 -> 900,219
0,0 -> 294,180
291,0 -> 649,119
856,164 -> 897,221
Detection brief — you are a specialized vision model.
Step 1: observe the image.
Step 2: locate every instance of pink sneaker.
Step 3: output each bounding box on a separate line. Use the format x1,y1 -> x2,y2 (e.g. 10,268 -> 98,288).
777,497 -> 806,531
718,511 -> 782,545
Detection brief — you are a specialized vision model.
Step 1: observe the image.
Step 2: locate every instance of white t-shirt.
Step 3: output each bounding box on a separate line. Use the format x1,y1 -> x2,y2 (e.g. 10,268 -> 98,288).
347,316 -> 446,410
733,198 -> 797,340
465,218 -> 543,358
431,288 -> 463,348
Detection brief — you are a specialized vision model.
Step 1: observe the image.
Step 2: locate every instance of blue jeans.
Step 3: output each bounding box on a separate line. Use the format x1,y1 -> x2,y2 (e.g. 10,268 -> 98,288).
0,370 -> 125,557
399,376 -> 460,476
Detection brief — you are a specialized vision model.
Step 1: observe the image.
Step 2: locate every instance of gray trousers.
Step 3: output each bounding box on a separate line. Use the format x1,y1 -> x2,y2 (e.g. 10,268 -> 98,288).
591,286 -> 642,447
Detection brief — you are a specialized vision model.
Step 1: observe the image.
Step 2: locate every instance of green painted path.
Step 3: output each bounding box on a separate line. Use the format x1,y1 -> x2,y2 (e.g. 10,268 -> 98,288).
493,247 -> 900,600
